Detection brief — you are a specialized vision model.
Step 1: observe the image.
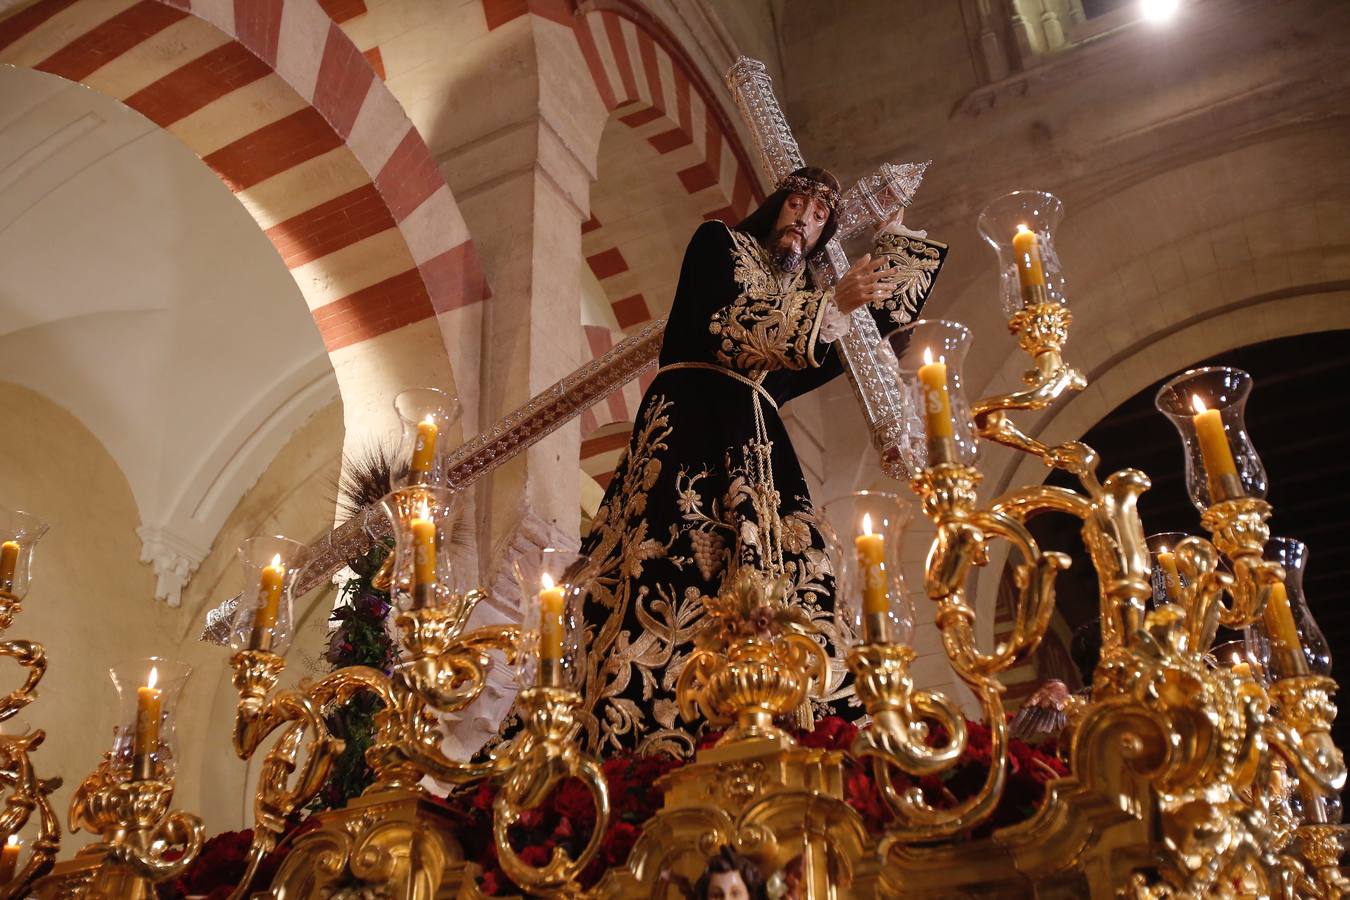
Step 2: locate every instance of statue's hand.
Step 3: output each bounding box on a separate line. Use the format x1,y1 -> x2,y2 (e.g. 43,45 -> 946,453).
834,253 -> 892,314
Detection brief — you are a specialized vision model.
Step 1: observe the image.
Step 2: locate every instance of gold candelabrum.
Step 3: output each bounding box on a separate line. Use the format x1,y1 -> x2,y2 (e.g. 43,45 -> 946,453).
218,477 -> 611,898
0,511 -> 61,900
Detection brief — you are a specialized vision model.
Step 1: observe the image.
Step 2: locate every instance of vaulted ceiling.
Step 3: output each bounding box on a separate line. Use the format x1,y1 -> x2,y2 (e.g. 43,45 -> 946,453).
0,66 -> 336,603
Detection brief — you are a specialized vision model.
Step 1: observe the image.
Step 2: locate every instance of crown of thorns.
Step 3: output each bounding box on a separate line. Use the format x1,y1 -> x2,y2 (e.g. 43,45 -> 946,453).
776,174 -> 840,212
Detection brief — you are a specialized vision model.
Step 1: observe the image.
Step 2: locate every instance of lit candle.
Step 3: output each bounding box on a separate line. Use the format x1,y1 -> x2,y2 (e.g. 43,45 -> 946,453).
855,514 -> 887,615
1264,582 -> 1308,676
1190,395 -> 1240,502
0,835 -> 19,884
250,554 -> 285,650
133,667 -> 162,781
918,347 -> 955,464
0,541 -> 18,588
1013,224 -> 1046,305
538,573 -> 566,685
411,501 -> 436,608
854,514 -> 890,644
1156,548 -> 1183,601
409,415 -> 439,477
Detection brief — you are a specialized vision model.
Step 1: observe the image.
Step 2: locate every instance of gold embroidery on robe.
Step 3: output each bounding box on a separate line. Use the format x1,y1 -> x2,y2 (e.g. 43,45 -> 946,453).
871,233 -> 946,325
709,228 -> 831,372
575,393 -> 857,759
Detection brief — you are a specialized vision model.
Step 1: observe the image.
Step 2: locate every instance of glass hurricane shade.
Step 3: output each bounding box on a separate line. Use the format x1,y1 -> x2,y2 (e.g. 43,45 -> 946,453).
0,508 -> 49,601
976,190 -> 1069,314
512,548 -> 590,690
1155,366 -> 1267,511
1246,537 -> 1331,679
819,492 -> 916,648
888,319 -> 980,468
227,536 -> 308,654
108,657 -> 192,782
380,486 -> 467,611
392,387 -> 463,489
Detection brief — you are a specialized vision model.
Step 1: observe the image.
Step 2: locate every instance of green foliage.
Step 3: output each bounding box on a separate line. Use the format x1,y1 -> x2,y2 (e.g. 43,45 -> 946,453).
307,542 -> 396,812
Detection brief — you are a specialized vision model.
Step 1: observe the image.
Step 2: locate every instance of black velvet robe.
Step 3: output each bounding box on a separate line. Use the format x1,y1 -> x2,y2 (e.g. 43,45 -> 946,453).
574,221 -> 947,757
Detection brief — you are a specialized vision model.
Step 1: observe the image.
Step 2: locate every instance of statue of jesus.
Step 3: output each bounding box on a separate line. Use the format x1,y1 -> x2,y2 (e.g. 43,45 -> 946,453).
574,166 -> 947,757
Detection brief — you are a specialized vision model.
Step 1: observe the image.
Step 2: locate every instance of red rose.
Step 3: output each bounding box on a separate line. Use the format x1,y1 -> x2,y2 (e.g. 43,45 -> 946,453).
479,868 -> 503,896
844,768 -> 893,832
603,821 -> 642,867
517,844 -> 551,868
471,780 -> 496,812
552,778 -> 598,825
517,806 -> 547,830
799,716 -> 858,750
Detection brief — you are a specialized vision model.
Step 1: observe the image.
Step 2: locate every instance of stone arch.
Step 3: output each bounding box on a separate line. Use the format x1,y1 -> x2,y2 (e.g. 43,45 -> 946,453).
0,0 -> 488,458
572,1 -> 764,336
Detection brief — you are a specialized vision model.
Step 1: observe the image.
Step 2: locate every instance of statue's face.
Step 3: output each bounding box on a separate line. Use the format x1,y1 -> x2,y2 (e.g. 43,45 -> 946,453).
770,191 -> 830,271
706,871 -> 750,900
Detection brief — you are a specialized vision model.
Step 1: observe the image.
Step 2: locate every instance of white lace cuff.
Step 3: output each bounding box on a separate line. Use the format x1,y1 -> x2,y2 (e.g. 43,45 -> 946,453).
820,299 -> 852,343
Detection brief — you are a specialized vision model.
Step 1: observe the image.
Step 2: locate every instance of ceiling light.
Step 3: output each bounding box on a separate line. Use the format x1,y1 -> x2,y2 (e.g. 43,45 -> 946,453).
1140,0 -> 1180,22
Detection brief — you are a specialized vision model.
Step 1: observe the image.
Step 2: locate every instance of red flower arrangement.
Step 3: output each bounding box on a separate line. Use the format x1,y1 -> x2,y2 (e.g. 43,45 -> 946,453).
157,817 -> 309,900
443,717 -> 1067,896
165,718 -> 1066,898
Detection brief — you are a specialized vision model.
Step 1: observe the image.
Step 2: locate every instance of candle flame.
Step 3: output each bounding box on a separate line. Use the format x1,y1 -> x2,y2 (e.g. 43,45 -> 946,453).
421,414 -> 435,426
5,835 -> 15,847
1016,223 -> 1030,234
1191,394 -> 1209,415
147,666 -> 159,690
1157,545 -> 1169,555
541,572 -> 556,591
417,500 -> 431,520
270,553 -> 282,568
861,513 -> 873,536
922,346 -> 933,366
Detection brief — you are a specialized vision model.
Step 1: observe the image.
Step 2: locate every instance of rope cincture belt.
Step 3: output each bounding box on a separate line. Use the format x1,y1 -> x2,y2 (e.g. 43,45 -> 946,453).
655,362 -> 779,411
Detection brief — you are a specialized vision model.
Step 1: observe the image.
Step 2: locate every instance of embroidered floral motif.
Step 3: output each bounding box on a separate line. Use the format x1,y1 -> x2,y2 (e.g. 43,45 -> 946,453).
569,390 -> 854,758
871,233 -> 945,325
709,228 -> 830,372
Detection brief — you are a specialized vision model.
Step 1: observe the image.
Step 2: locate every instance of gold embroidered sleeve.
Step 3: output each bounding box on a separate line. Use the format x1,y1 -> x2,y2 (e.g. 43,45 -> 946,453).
868,232 -> 948,327
708,229 -> 832,372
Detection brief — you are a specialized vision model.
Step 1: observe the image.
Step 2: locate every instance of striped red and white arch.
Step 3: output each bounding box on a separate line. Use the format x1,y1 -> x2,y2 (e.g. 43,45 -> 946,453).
0,0 -> 488,447
481,0 -> 764,343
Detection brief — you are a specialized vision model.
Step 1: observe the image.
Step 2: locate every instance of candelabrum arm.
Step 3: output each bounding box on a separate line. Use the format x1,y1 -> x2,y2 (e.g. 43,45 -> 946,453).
0,731 -> 58,899
229,653 -> 397,900
0,629 -> 58,898
491,687 -> 609,894
858,462 -> 1068,842
110,807 -> 205,884
1266,677 -> 1348,799
927,506 -> 1068,680
848,645 -> 966,777
397,615 -> 521,713
0,641 -> 44,723
875,683 -> 1010,849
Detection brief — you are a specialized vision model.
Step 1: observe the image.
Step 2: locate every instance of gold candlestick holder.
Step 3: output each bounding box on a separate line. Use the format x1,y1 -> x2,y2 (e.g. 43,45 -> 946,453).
36,758 -> 203,899
867,197 -> 1347,893
228,526 -> 609,897
0,510 -> 61,900
675,567 -> 828,753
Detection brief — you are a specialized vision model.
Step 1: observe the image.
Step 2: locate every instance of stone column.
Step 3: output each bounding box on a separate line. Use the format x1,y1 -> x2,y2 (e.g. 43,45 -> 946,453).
431,15 -> 608,607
